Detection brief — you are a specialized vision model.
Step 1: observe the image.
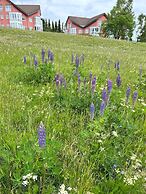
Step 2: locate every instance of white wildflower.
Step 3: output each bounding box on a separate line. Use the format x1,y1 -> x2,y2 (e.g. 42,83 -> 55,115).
67,187 -> 72,191
58,184 -> 68,194
22,180 -> 29,186
98,140 -> 102,143
32,175 -> 38,181
112,131 -> 118,137
130,154 -> 137,161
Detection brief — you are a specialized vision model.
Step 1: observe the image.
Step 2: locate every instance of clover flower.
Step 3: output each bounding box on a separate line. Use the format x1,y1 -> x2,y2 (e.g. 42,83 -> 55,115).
38,122 -> 46,147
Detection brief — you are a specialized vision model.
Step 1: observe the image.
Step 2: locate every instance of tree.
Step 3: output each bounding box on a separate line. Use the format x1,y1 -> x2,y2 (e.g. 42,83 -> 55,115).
137,14 -> 146,42
42,18 -> 48,31
52,21 -> 55,32
48,19 -> 51,31
58,20 -> 61,32
55,21 -> 58,32
103,0 -> 135,40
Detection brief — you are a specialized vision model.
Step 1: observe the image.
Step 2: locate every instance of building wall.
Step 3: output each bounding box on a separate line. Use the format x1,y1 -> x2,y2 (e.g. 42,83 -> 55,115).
66,15 -> 107,35
0,0 -> 42,31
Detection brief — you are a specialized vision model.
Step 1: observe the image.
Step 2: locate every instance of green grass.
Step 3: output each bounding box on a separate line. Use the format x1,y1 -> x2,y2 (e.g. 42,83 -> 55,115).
0,28 -> 146,194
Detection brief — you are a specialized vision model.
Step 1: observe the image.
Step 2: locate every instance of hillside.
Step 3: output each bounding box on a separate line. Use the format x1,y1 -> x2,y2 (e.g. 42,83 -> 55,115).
0,29 -> 146,193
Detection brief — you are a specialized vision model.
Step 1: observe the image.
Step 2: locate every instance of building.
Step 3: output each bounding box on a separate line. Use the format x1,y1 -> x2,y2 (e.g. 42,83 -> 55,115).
0,0 -> 43,31
65,13 -> 107,36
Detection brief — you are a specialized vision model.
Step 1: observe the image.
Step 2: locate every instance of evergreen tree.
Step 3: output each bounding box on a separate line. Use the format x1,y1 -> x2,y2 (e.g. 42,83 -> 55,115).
62,22 -> 64,32
58,20 -> 61,32
52,21 -> 55,32
48,19 -> 51,31
137,14 -> 146,42
55,21 -> 58,32
103,0 -> 135,40
42,18 -> 48,31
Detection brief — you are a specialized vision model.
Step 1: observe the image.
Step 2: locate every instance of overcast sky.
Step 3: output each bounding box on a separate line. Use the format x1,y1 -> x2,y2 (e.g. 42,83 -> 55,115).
12,0 -> 146,22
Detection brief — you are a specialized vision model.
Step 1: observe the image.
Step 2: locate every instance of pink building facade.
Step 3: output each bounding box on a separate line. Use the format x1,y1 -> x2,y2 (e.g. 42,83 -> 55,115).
0,0 -> 43,31
66,13 -> 107,36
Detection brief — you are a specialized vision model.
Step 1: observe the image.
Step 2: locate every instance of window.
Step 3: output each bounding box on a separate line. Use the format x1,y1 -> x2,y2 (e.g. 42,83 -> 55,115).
90,27 -> 99,35
29,18 -> 32,22
78,30 -> 83,34
85,29 -> 89,34
6,15 -> 9,19
0,4 -> 2,12
0,14 -> 4,19
22,17 -> 25,21
5,5 -> 11,12
70,28 -> 76,34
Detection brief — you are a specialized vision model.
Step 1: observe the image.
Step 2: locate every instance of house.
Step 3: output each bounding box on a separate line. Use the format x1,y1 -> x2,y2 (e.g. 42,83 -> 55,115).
0,0 -> 43,31
65,13 -> 107,36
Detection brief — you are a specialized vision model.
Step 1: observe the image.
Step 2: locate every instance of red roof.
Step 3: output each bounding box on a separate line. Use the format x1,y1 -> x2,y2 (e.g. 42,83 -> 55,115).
66,13 -> 107,28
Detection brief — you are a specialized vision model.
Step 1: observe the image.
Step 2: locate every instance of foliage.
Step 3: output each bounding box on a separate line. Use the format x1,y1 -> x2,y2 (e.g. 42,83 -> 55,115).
137,14 -> 146,42
103,0 -> 135,40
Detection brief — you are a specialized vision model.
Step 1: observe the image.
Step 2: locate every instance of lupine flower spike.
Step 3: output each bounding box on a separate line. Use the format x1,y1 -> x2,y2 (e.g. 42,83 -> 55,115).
126,87 -> 131,104
91,76 -> 96,95
107,79 -> 112,94
102,88 -> 108,103
23,56 -> 26,64
132,91 -> 138,108
100,101 -> 106,116
116,74 -> 122,87
41,48 -> 45,63
34,55 -> 38,69
90,103 -> 95,120
38,122 -> 46,148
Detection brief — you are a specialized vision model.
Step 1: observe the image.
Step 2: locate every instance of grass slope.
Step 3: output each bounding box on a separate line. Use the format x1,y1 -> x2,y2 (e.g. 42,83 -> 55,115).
0,29 -> 146,193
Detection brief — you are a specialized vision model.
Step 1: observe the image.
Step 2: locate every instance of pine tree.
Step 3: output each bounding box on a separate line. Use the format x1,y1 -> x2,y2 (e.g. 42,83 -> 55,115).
52,21 -> 55,32
48,19 -> 51,31
58,20 -> 61,32
55,21 -> 58,32
137,14 -> 146,42
103,0 -> 135,40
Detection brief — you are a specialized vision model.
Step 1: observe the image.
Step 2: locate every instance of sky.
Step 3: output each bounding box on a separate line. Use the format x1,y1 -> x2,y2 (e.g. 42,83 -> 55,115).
12,0 -> 146,22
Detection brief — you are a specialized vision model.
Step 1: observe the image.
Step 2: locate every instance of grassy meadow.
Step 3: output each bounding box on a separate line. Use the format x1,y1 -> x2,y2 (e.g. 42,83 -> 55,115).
0,28 -> 146,194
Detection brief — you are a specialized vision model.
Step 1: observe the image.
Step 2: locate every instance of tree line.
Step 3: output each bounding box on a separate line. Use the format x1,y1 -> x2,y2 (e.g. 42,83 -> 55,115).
42,19 -> 64,33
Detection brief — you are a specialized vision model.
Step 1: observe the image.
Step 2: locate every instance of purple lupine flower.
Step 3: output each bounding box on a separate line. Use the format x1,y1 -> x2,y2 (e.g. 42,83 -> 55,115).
23,56 -> 26,64
126,87 -> 131,104
38,122 -> 46,148
91,76 -> 96,94
48,49 -> 51,59
139,65 -> 142,80
34,55 -> 38,68
84,77 -> 86,87
132,91 -> 138,107
115,61 -> 120,71
50,52 -> 54,63
41,48 -> 45,63
100,101 -> 106,116
90,102 -> 95,120
116,74 -> 122,87
78,74 -> 81,89
107,80 -> 112,93
75,55 -> 80,68
80,53 -> 84,65
71,53 -> 74,64
89,72 -> 92,80
102,88 -> 108,102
